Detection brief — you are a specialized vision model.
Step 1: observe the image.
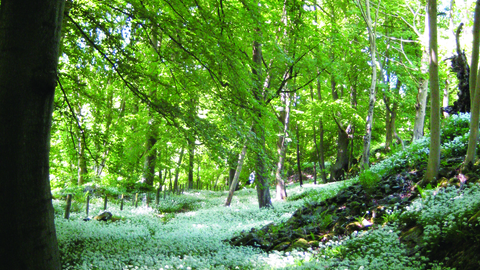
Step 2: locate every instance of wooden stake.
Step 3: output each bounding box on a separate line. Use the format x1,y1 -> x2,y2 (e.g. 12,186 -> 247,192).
120,194 -> 124,211
103,194 -> 108,210
135,193 -> 138,208
86,194 -> 90,216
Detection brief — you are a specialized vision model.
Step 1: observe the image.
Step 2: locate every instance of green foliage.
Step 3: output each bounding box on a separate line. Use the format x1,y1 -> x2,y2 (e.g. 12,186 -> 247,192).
440,112 -> 471,143
400,184 -> 480,249
156,196 -> 203,214
358,170 -> 381,192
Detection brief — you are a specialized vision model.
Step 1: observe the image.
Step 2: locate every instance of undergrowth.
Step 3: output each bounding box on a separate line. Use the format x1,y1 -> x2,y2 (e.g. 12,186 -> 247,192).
54,113 -> 480,269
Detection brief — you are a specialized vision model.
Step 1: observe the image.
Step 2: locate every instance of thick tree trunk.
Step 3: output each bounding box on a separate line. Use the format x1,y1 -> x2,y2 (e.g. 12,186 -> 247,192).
465,0 -> 480,166
142,131 -> 157,187
251,21 -> 272,208
330,76 -> 350,180
331,120 -> 350,181
425,0 -> 441,184
448,23 -> 471,114
225,144 -> 247,206
275,92 -> 290,200
0,1 -> 65,269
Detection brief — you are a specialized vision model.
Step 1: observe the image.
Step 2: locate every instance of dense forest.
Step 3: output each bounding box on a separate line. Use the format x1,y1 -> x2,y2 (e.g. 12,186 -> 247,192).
3,0 -> 480,269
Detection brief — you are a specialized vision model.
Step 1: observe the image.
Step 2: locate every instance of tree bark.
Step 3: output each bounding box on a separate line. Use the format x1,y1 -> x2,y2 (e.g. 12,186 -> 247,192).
413,77 -> 428,141
142,128 -> 157,186
225,144 -> 247,206
448,23 -> 471,114
355,0 -> 379,171
173,147 -> 185,192
252,37 -> 272,208
413,8 -> 430,142
465,0 -> 480,166
77,131 -> 88,185
187,137 -> 195,189
0,1 -> 65,269
275,92 -> 290,200
443,78 -> 450,118
425,0 -> 441,184
330,76 -> 350,180
295,121 -> 304,186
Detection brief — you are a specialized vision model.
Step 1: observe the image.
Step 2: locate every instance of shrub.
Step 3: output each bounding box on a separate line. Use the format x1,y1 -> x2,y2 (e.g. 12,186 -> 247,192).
441,112 -> 470,143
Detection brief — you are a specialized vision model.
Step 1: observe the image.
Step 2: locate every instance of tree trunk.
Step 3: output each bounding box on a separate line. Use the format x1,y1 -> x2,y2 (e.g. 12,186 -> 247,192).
413,12 -> 430,142
251,15 -> 272,208
465,0 -> 480,166
173,147 -> 185,192
0,1 -> 65,269
77,132 -> 88,185
385,79 -> 402,152
142,113 -> 157,187
443,78 -> 450,118
295,121 -> 304,186
142,132 -> 157,187
315,82 -> 328,183
425,0 -> 441,184
187,137 -> 195,189
357,0 -> 378,171
225,144 -> 247,206
331,119 -> 350,181
330,76 -> 349,180
448,23 -> 471,114
275,92 -> 290,200
413,78 -> 428,141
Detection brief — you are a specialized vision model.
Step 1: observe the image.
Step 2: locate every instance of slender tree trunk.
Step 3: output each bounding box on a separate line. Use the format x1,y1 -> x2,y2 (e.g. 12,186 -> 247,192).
275,92 -> 290,200
465,0 -> 480,166
315,81 -> 328,183
358,0 -> 379,171
142,132 -> 157,186
413,9 -> 430,141
425,0 -> 441,184
173,147 -> 185,192
225,144 -> 247,206
295,121 -> 303,186
0,1 -> 65,269
443,78 -> 450,118
77,132 -> 88,185
187,137 -> 195,189
142,111 -> 157,186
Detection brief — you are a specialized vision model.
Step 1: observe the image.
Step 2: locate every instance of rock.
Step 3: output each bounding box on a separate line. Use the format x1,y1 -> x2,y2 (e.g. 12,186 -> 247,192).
93,211 -> 113,221
286,238 -> 309,252
272,241 -> 291,251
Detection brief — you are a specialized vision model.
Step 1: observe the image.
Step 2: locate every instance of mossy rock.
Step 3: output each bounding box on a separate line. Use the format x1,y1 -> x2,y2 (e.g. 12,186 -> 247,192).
271,241 -> 291,251
308,240 -> 320,248
285,238 -> 309,252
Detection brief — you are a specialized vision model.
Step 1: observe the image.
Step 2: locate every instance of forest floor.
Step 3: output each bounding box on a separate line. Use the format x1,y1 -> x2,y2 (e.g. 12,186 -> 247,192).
54,133 -> 480,269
